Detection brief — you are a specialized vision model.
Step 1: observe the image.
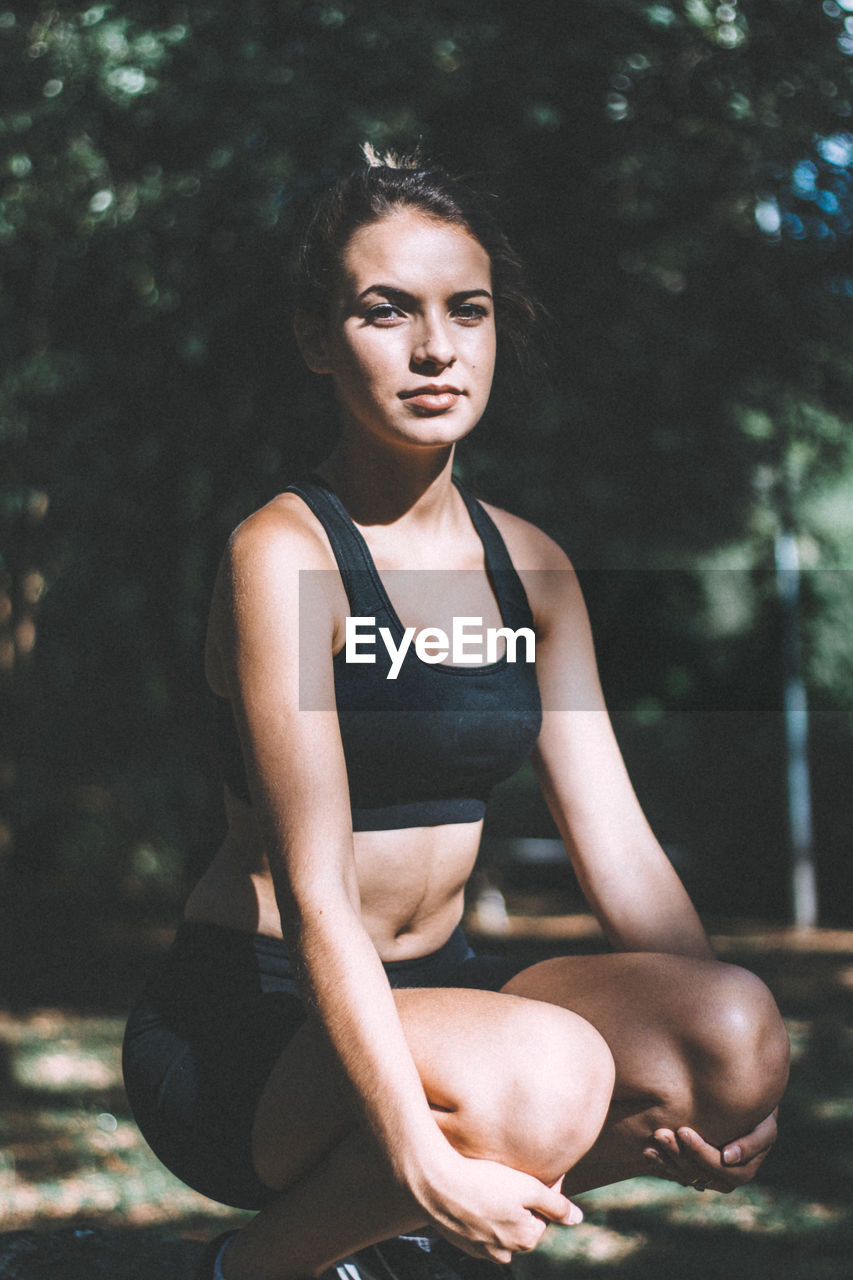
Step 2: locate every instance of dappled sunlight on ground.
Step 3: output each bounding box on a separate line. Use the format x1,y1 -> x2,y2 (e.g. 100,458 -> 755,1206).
1,926 -> 853,1277
0,1011 -> 248,1234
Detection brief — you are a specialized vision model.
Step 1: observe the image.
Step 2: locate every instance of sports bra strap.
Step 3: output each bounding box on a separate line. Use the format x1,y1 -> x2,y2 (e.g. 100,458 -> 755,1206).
286,479 -> 387,617
454,486 -> 534,630
288,476 -> 534,632
216,476 -> 542,824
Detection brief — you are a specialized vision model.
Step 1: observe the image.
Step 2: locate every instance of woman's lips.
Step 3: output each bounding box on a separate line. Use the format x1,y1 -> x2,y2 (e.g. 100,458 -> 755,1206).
400,386 -> 464,412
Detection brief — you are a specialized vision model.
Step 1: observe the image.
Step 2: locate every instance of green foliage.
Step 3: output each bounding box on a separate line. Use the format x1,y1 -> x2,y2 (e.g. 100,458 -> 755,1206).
1,1 -> 852,917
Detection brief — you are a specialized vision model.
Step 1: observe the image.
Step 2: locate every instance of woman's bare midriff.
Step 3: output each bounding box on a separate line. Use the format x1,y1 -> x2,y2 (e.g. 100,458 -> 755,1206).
183,789 -> 484,961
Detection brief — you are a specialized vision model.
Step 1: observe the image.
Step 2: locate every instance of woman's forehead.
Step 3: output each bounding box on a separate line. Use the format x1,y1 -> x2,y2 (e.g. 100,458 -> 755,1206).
340,211 -> 492,294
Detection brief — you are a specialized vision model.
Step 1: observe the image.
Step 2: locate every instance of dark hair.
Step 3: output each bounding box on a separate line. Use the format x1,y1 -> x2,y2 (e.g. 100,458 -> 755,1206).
294,150 -> 542,379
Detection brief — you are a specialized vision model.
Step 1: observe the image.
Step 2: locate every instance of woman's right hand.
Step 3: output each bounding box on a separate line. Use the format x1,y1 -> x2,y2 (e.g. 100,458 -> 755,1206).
417,1146 -> 582,1264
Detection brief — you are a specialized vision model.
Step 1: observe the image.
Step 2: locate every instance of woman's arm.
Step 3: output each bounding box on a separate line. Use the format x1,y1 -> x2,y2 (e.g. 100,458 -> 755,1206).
212,500 -> 574,1259
516,532 -> 712,959
488,512 -> 778,1189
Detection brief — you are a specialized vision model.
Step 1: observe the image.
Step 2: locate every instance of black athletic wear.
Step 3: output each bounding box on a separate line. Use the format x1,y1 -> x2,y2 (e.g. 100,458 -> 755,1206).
123,923 -> 528,1209
216,478 -> 542,829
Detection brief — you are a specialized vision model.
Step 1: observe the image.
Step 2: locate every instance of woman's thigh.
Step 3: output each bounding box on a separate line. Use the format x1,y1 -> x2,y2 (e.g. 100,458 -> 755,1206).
250,953 -> 731,1191
505,952 -> 727,1096
251,984 -> 615,1193
252,950 -> 788,1202
502,952 -> 789,1150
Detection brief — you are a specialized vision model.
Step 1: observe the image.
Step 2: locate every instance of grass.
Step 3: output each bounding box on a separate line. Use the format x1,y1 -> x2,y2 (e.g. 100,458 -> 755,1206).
1,915 -> 852,1277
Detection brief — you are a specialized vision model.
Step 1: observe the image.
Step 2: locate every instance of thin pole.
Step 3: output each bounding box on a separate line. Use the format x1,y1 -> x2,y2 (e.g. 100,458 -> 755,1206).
774,529 -> 818,928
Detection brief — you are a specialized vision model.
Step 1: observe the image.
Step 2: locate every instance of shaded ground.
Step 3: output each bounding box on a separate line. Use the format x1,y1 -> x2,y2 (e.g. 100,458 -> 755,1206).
1,903 -> 853,1277
0,1227 -> 200,1279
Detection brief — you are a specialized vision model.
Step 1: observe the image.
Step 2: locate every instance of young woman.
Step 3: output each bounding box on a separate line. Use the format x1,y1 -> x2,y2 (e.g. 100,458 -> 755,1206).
123,151 -> 790,1280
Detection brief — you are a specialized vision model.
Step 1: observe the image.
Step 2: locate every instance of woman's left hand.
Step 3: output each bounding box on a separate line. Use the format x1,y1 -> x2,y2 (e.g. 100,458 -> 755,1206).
642,1108 -> 779,1193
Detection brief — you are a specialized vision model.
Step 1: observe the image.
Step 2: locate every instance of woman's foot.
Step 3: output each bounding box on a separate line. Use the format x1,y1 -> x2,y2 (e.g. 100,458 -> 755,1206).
195,1231 -> 238,1280
366,1235 -> 514,1279
194,1229 -> 513,1280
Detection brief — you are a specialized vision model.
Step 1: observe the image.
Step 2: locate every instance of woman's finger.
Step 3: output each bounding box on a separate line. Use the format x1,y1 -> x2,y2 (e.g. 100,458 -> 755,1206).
643,1146 -> 730,1193
645,1128 -> 766,1191
529,1181 -> 583,1226
641,1109 -> 782,1195
674,1109 -> 778,1170
720,1109 -> 779,1166
642,1144 -> 701,1185
677,1124 -> 773,1176
642,1147 -> 683,1181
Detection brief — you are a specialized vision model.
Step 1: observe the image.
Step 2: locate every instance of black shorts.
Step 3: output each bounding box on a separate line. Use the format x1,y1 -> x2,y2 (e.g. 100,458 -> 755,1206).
122,922 -> 528,1209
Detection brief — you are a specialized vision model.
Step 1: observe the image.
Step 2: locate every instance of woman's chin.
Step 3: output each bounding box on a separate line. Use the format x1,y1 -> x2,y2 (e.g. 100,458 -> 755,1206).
349,417 -> 478,454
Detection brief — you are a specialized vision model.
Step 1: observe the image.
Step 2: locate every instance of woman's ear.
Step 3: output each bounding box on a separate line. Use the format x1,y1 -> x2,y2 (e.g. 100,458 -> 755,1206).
294,310 -> 333,374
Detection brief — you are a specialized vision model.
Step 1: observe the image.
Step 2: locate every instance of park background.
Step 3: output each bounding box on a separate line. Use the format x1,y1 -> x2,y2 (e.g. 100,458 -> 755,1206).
2,1 -> 853,1276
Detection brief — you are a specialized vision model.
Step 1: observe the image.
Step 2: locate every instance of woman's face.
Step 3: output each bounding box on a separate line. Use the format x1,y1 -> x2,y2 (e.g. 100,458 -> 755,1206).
309,210 -> 497,452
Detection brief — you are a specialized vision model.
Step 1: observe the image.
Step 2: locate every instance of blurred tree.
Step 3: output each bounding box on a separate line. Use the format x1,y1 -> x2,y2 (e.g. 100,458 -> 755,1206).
1,1 -> 851,921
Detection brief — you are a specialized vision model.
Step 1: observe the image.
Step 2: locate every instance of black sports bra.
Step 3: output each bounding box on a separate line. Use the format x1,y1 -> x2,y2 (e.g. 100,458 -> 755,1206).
216,478 -> 542,830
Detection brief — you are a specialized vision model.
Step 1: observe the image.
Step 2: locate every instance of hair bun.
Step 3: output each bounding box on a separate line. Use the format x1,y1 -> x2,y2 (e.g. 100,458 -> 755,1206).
361,141 -> 422,170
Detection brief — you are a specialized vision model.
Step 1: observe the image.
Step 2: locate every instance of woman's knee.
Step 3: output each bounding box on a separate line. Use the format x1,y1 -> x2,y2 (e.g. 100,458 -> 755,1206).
686,962 -> 789,1142
444,1000 -> 615,1183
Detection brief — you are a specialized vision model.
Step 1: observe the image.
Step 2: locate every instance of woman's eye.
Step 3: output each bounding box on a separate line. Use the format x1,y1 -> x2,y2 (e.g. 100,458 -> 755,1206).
453,304 -> 488,323
365,303 -> 405,323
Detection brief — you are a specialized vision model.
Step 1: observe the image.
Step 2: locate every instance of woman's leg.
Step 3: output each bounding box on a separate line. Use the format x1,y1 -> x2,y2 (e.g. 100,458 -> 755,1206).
501,952 -> 790,1194
224,987 -> 614,1279
221,953 -> 789,1278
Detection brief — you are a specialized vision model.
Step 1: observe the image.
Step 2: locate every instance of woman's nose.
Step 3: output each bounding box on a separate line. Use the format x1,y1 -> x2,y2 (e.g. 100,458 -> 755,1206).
410,316 -> 456,371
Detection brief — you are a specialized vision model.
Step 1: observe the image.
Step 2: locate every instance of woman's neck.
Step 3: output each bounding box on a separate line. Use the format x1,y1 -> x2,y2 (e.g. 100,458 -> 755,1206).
316,437 -> 458,527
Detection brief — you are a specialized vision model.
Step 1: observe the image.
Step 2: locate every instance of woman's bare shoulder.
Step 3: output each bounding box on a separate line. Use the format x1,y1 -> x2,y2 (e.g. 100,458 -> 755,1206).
206,492 -> 341,693
224,491 -> 336,581
477,498 -> 584,637
477,498 -> 574,573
